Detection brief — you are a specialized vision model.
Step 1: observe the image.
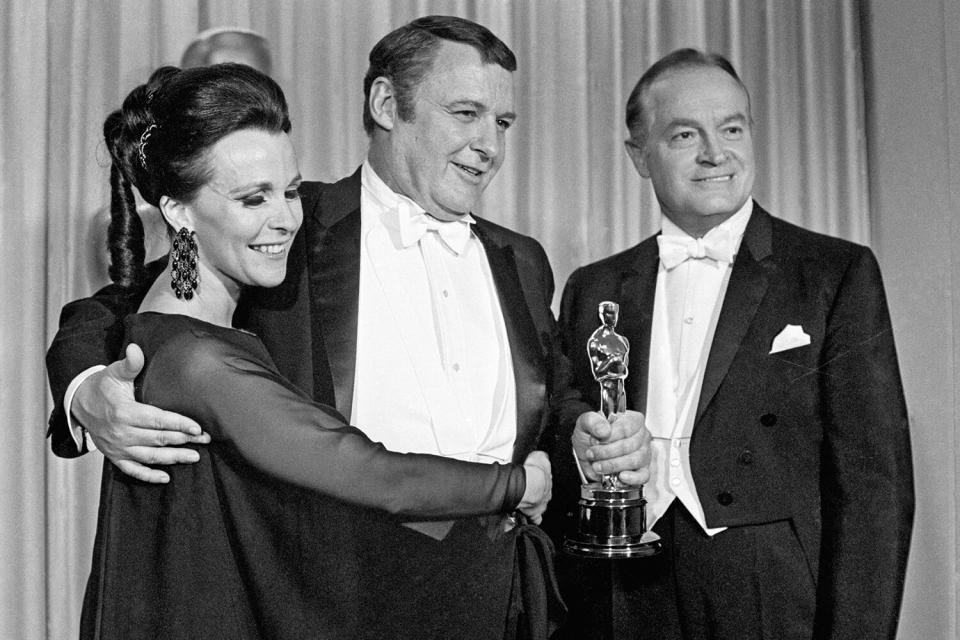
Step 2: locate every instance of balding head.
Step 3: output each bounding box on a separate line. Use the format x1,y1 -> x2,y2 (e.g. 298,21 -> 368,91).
180,27 -> 272,75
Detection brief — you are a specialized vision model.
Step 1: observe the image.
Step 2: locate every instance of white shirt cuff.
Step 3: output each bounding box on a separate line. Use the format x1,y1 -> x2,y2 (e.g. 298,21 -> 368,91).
64,365 -> 106,452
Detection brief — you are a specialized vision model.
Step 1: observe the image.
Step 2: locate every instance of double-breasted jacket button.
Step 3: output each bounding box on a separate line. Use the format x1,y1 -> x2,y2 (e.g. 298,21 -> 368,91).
760,413 -> 777,427
717,491 -> 734,506
738,449 -> 754,465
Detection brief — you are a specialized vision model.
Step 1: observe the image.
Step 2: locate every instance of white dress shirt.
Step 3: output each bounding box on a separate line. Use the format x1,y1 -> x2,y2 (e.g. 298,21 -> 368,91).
644,199 -> 754,535
351,160 -> 517,464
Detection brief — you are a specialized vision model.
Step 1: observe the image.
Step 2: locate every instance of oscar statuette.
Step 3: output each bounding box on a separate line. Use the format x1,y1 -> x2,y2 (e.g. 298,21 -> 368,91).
563,301 -> 661,559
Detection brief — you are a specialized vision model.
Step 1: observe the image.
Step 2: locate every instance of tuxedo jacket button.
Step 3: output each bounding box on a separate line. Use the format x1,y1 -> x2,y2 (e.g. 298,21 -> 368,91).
717,491 -> 733,506
738,449 -> 754,465
760,413 -> 777,427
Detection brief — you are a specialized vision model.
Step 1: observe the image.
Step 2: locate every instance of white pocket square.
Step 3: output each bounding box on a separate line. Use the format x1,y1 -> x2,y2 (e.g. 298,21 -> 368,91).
769,324 -> 811,354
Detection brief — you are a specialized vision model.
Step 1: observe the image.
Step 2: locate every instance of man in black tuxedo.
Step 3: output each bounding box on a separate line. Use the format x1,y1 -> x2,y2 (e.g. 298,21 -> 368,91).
553,49 -> 914,639
47,16 -> 650,639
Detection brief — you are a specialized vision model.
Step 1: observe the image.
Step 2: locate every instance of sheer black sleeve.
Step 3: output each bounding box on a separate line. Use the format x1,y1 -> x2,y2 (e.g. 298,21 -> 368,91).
142,325 -> 526,519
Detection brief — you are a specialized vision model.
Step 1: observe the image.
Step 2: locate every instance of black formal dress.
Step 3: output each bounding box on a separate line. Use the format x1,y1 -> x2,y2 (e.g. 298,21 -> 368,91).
81,312 -> 525,640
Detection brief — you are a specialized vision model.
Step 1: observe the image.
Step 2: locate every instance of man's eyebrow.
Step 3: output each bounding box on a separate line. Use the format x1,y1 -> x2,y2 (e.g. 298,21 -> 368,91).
447,99 -> 485,111
666,113 -> 748,129
720,112 -> 748,125
447,99 -> 516,121
665,117 -> 702,130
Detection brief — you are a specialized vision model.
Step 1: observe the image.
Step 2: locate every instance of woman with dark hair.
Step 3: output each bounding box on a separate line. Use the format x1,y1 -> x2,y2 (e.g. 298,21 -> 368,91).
83,63 -> 551,639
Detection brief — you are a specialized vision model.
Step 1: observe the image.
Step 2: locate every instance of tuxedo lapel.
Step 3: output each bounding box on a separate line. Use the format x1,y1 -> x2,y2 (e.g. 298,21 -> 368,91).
307,169 -> 363,419
617,239 -> 660,415
473,221 -> 546,463
696,207 -> 775,423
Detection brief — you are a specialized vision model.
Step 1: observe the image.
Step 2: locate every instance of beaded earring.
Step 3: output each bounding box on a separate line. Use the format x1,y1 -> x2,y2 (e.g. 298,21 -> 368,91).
170,227 -> 199,299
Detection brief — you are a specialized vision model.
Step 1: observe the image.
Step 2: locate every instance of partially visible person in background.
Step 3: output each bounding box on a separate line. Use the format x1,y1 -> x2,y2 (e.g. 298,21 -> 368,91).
180,26 -> 272,74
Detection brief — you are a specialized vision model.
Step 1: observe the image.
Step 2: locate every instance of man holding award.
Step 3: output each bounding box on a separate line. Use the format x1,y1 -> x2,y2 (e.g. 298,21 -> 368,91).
562,301 -> 660,560
554,49 -> 914,639
46,16 -> 653,639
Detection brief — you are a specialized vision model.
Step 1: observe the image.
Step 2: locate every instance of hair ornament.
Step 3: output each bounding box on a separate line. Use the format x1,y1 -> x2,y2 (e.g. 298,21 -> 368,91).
137,123 -> 158,169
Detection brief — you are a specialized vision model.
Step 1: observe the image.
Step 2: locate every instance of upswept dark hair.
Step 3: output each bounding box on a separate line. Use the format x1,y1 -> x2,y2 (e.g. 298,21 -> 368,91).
361,15 -> 516,135
103,63 -> 290,288
625,48 -> 750,145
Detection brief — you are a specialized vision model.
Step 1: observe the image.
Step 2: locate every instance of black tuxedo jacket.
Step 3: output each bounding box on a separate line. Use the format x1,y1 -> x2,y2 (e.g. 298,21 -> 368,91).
557,205 -> 914,639
46,168 -> 582,638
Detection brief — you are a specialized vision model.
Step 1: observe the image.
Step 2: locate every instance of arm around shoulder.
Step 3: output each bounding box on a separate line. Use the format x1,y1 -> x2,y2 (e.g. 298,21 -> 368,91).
46,259 -> 163,457
46,286 -> 139,457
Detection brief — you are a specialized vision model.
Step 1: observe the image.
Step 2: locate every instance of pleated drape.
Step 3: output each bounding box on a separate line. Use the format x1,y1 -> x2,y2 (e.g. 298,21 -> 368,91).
0,2 -> 868,638
1,4 -> 51,639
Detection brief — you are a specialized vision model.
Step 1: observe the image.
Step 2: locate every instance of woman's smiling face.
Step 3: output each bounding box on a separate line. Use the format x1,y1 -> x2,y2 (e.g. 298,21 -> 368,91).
187,128 -> 302,293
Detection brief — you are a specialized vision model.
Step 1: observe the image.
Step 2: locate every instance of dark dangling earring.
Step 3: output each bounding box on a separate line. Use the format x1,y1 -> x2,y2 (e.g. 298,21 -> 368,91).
170,227 -> 199,300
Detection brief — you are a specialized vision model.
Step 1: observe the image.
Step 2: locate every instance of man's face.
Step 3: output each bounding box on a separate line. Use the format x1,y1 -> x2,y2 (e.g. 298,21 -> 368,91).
625,66 -> 755,237
378,40 -> 516,221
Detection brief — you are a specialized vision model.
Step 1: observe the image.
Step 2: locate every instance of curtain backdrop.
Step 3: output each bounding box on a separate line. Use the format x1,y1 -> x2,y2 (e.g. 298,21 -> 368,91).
1,1 -> 868,637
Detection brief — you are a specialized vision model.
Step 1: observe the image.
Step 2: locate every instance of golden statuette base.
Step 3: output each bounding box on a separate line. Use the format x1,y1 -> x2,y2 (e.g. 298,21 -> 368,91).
563,483 -> 661,559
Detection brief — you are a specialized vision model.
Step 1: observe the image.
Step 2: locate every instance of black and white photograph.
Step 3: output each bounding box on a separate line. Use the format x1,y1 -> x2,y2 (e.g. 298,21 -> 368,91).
1,1 -> 955,638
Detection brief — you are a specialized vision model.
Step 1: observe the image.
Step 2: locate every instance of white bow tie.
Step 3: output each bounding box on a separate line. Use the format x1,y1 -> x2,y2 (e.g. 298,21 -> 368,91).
657,228 -> 735,270
395,200 -> 473,255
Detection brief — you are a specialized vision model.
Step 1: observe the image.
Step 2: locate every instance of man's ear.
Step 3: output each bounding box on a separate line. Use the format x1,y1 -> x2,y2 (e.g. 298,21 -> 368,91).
368,76 -> 399,131
624,139 -> 650,178
158,195 -> 194,232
